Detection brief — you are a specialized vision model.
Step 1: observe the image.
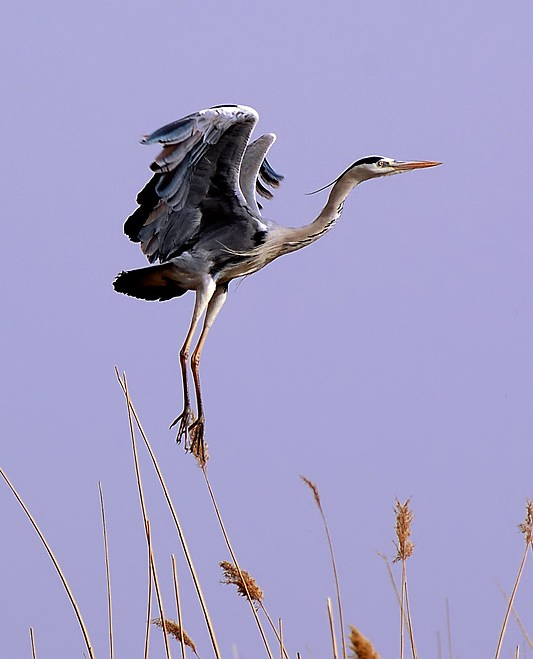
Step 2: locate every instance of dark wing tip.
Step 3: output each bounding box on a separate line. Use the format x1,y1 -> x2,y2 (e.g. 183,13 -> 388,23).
260,157 -> 284,186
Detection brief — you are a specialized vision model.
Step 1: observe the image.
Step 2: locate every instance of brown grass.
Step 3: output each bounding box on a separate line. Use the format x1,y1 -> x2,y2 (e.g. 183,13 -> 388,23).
348,625 -> 380,659
116,369 -> 221,658
153,618 -> 200,657
220,560 -> 264,604
301,475 -> 347,659
393,498 -> 417,659
3,369 -> 532,657
0,467 -> 96,659
495,500 -> 533,659
98,481 -> 114,659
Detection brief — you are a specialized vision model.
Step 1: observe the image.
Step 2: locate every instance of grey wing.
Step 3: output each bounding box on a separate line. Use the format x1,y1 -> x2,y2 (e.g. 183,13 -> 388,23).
124,105 -> 264,263
240,134 -> 284,215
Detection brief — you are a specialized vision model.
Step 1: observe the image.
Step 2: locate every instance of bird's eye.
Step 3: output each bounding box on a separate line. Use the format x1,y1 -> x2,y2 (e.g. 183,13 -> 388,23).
377,160 -> 387,167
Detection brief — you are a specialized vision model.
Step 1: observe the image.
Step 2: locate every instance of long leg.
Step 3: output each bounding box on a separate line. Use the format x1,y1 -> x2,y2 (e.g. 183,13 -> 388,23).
170,278 -> 216,447
188,283 -> 228,461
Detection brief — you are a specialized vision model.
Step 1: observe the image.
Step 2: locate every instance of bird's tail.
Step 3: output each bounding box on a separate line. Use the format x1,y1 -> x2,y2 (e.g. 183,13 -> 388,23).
113,263 -> 187,302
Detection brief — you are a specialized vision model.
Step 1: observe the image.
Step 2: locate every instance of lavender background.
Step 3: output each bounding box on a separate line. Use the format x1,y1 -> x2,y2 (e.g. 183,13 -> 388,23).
2,1 -> 533,656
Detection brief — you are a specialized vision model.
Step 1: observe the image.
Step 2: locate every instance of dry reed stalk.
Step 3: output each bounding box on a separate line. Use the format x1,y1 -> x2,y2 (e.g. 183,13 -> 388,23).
496,582 -> 533,650
376,552 -> 401,607
348,625 -> 380,659
494,500 -> 533,659
154,618 -> 200,657
29,627 -> 37,659
300,476 -> 347,659
403,581 -> 417,659
115,368 -> 221,659
445,599 -> 452,659
202,467 -> 275,659
98,481 -> 114,659
171,554 -> 187,659
327,597 -> 339,659
146,520 -> 172,659
121,372 -> 152,657
262,610 -> 289,659
278,619 -> 283,659
393,499 -> 417,659
0,468 -> 95,659
145,537 -> 153,659
377,550 -> 418,644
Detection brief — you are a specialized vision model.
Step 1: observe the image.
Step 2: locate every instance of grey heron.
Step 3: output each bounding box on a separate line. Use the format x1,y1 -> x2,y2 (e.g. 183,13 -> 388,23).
114,104 -> 440,462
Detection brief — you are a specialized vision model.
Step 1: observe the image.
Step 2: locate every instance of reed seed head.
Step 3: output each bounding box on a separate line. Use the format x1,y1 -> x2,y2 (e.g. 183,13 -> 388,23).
393,498 -> 414,563
518,499 -> 533,546
300,475 -> 322,510
348,625 -> 380,659
220,560 -> 264,604
153,618 -> 199,656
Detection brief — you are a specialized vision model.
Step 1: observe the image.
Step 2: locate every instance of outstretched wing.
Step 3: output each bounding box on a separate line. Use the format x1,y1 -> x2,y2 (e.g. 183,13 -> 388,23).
124,105 -> 281,264
240,134 -> 284,215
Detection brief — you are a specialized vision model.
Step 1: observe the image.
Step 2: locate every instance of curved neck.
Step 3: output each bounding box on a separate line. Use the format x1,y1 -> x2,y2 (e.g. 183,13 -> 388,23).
278,174 -> 358,254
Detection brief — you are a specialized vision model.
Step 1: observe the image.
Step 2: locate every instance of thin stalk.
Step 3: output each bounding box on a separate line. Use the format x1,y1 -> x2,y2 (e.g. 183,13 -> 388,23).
146,520 -> 172,659
202,466 -> 274,659
121,373 -> 152,658
497,582 -> 533,650
377,552 -> 402,607
116,369 -> 221,659
327,597 -> 339,659
29,627 -> 37,659
378,551 -> 415,641
278,619 -> 283,659
321,510 -> 346,659
0,468 -> 95,659
260,606 -> 290,659
445,599 -> 452,659
172,554 -> 187,659
495,545 -> 529,659
144,541 -> 153,659
404,580 -> 418,659
301,477 -> 346,659
400,561 -> 406,659
98,482 -> 114,659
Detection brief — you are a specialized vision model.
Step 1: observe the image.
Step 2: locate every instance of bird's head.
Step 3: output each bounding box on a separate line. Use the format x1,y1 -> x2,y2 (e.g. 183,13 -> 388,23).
347,156 -> 441,183
308,156 -> 441,195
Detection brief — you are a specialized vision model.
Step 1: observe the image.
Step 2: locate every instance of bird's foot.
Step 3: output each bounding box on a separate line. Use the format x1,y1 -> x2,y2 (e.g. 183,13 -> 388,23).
188,416 -> 207,466
169,406 -> 196,447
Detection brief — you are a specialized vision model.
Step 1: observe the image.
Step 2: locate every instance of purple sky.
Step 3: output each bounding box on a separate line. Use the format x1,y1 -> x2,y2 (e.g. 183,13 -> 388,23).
2,1 -> 533,656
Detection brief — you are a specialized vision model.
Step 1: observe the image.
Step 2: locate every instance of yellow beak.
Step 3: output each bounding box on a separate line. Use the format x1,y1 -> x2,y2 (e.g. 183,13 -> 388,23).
392,160 -> 442,171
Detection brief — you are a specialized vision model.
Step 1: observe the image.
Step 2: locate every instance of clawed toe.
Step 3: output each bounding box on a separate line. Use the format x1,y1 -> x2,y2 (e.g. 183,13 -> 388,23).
169,408 -> 207,463
169,407 -> 196,448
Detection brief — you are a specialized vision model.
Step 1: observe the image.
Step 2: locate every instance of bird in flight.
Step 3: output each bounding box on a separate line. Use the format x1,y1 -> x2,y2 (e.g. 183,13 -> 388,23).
114,104 -> 440,462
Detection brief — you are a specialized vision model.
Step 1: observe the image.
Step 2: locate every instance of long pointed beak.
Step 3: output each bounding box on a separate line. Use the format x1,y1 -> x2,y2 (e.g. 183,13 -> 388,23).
393,160 -> 442,171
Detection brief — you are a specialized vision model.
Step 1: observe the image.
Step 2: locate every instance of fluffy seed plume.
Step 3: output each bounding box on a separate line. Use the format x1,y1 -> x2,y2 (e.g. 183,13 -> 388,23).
220,560 -> 264,604
518,500 -> 533,546
153,618 -> 199,657
349,625 -> 380,659
393,499 -> 414,563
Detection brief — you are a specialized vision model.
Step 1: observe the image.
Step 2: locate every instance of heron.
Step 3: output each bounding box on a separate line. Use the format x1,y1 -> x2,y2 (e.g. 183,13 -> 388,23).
114,104 -> 440,461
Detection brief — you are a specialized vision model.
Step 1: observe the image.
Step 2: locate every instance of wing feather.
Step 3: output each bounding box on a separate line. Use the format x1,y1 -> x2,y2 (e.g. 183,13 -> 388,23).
124,105 -> 282,264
